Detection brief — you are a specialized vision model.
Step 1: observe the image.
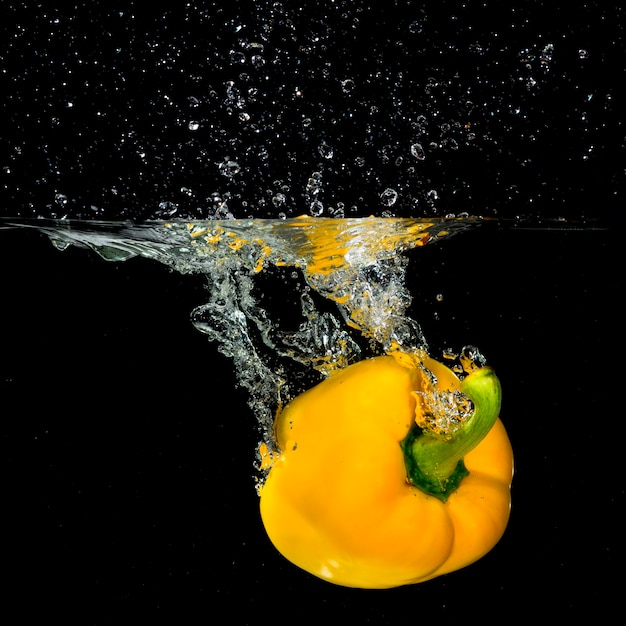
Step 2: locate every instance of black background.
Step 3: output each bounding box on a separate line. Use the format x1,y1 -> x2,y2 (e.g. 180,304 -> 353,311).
1,0 -> 623,223
0,225 -> 616,621
0,0 -> 621,622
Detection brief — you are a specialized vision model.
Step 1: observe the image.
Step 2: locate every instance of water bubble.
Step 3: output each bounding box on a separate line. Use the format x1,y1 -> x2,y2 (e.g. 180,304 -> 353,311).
380,188 -> 398,206
50,238 -> 71,251
460,345 -> 487,374
340,79 -> 355,94
408,20 -> 423,35
54,193 -> 68,206
309,200 -> 324,216
578,49 -> 589,60
442,348 -> 458,360
540,43 -> 554,66
219,159 -> 241,177
225,81 -> 245,108
188,120 -> 200,131
318,141 -> 334,159
306,172 -> 323,196
246,40 -> 264,51
157,200 -> 178,216
229,50 -> 246,65
272,193 -> 286,208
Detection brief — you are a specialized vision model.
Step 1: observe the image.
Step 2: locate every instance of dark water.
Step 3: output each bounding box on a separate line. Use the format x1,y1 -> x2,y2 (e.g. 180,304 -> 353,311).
0,1 -> 619,621
1,225 -> 615,620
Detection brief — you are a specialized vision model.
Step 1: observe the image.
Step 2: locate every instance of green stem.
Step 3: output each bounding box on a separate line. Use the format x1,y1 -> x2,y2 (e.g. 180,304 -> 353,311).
401,366 -> 502,502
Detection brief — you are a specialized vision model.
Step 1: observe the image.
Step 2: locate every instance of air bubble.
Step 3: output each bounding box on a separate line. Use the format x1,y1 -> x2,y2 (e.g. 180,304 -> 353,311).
309,200 -> 324,216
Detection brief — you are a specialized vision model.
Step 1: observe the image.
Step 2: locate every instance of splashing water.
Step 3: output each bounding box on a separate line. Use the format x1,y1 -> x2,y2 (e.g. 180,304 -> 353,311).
1,3 -> 620,224
0,0 -> 616,474
4,215 -> 482,452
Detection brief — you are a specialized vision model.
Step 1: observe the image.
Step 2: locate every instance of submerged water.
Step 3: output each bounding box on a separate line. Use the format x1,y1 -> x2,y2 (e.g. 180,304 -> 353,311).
0,214 -> 606,468
1,216 -> 482,445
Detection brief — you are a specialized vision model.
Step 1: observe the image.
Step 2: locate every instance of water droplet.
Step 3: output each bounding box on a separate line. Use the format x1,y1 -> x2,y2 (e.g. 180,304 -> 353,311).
229,50 -> 246,65
410,143 -> 426,160
219,160 -> 241,177
408,20 -> 423,35
380,188 -> 398,206
54,193 -> 68,206
318,141 -> 334,159
272,193 -> 286,208
442,348 -> 458,360
309,200 -> 324,216
340,79 -> 355,94
460,346 -> 487,373
158,200 -> 178,216
246,41 -> 265,52
436,293 -> 444,302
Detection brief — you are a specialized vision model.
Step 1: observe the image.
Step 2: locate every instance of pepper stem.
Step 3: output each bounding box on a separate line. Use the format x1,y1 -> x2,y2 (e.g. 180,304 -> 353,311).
401,366 -> 502,502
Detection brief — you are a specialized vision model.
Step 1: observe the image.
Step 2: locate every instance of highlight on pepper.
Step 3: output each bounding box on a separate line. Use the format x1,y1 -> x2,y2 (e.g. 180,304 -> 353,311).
259,352 -> 513,589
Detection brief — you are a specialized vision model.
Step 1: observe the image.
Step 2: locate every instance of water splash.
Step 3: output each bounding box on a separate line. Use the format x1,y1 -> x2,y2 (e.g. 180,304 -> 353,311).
1,3 -> 619,223
3,216 -> 478,445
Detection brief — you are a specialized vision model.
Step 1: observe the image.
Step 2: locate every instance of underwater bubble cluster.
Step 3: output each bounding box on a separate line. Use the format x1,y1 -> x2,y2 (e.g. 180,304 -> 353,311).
1,0 -> 623,222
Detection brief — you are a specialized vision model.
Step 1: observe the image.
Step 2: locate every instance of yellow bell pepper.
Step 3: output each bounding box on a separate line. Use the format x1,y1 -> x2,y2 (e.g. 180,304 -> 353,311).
259,354 -> 513,589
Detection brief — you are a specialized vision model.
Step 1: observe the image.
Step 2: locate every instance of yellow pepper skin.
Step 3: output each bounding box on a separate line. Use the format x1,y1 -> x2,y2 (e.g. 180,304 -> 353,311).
259,355 -> 513,589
